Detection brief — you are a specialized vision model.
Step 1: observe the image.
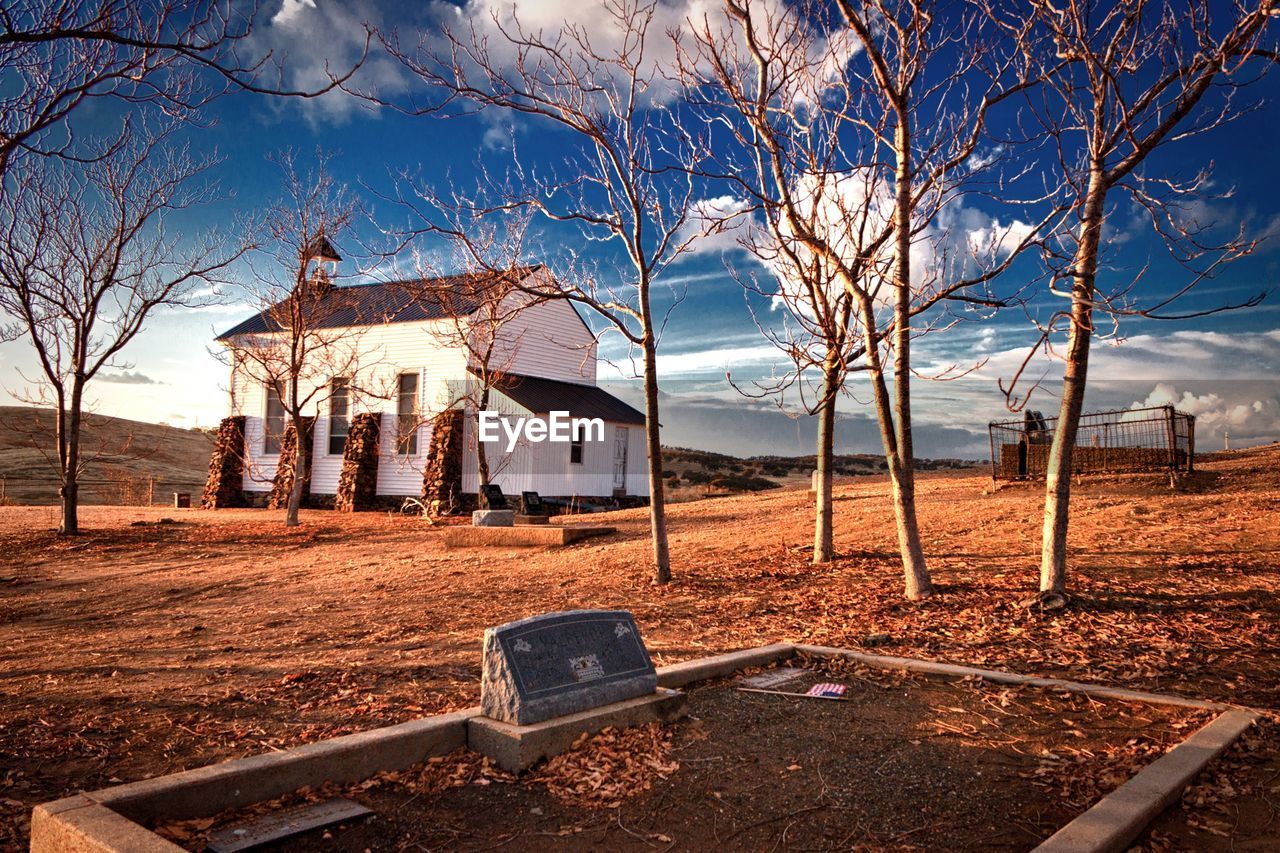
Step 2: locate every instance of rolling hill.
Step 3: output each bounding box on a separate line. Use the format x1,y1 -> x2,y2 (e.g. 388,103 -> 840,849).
0,407 -> 983,506
0,407 -> 213,505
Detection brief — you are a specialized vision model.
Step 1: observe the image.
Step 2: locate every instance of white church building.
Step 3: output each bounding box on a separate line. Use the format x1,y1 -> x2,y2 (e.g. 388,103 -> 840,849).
214,259 -> 647,507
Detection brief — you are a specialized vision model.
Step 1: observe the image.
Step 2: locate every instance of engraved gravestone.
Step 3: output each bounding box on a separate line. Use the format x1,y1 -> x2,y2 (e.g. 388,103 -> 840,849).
481,484 -> 508,510
481,610 -> 657,725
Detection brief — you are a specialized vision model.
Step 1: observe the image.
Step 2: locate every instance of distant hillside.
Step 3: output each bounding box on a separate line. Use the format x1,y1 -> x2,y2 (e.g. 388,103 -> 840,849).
660,445 -> 981,498
0,407 -> 984,506
0,407 -> 213,505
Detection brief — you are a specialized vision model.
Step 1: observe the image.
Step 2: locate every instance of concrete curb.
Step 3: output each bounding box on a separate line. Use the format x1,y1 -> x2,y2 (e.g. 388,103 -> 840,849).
28,643 -> 791,851
92,708 -> 479,824
468,688 -> 688,772
30,708 -> 479,852
655,643 -> 795,688
793,644 -> 1231,711
1034,709 -> 1260,853
30,796 -> 183,852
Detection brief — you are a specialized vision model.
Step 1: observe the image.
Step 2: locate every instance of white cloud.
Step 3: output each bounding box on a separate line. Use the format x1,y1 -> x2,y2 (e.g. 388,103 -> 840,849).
1129,382 -> 1280,442
255,0 -> 406,125
758,170 -> 1037,320
1257,213 -> 1280,250
272,0 -> 316,27
1100,203 -> 1148,246
966,217 -> 1037,260
186,302 -> 258,315
760,170 -> 893,317
479,108 -> 516,151
596,340 -> 783,380
1171,197 -> 1229,232
679,195 -> 754,255
450,0 -> 858,106
972,326 -> 998,355
98,370 -> 160,385
965,145 -> 1006,171
967,328 -> 1280,385
656,343 -> 784,376
1149,195 -> 1280,256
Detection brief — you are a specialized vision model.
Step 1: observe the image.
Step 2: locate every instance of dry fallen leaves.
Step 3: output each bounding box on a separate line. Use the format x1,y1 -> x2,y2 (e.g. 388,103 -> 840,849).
3,448 -> 1279,849
530,724 -> 680,809
350,723 -> 679,813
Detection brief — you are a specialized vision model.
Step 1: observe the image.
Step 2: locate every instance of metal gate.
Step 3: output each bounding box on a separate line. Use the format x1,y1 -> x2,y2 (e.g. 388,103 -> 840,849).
989,405 -> 1195,481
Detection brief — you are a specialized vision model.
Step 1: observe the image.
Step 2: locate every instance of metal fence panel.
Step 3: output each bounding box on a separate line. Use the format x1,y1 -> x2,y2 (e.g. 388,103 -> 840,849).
989,406 -> 1195,480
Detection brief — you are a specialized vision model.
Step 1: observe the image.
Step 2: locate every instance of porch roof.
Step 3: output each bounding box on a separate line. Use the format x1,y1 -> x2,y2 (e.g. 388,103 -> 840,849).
488,372 -> 645,425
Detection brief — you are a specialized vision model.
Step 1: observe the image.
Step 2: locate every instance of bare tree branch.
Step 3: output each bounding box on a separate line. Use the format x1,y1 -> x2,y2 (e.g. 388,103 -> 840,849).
0,0 -> 371,177
981,0 -> 1279,596
0,119 -> 245,533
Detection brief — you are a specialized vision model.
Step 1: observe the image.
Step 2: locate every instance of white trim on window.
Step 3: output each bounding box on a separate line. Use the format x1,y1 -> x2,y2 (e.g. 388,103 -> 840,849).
327,377 -> 350,456
262,383 -> 285,457
397,371 -> 420,456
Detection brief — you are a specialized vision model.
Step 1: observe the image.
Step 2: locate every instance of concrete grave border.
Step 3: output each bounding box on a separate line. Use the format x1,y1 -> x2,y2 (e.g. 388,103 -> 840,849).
791,644 -> 1260,853
469,687 -> 689,772
29,642 -> 1258,852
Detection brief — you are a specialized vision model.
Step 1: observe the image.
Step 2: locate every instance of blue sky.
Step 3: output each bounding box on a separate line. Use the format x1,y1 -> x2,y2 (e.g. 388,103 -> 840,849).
2,0 -> 1279,459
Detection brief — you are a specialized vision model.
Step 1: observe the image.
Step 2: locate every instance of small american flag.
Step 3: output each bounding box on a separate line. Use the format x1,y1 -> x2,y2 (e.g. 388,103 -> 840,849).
805,683 -> 847,698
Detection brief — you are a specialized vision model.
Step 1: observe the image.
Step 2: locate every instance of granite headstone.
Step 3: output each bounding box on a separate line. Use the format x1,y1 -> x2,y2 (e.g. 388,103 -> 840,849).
480,484 -> 508,510
481,609 -> 657,726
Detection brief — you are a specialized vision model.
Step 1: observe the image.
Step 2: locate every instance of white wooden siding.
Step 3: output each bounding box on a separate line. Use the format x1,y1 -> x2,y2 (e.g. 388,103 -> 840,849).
236,373 -> 277,492
459,417 -> 648,498
484,292 -> 597,385
456,387 -> 649,498
303,321 -> 466,495
224,276 -> 632,498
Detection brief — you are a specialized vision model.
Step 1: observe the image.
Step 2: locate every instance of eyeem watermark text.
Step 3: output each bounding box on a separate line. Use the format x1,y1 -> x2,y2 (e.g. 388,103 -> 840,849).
478,411 -> 605,452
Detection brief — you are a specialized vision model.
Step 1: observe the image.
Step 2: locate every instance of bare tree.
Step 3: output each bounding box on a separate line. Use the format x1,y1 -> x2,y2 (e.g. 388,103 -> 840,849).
0,122 -> 242,534
216,154 -> 371,527
385,1 -> 718,583
398,208 -> 547,492
217,156 -> 381,526
993,0 -> 1277,599
729,240 -> 858,566
681,5 -> 883,566
685,0 -> 1054,596
0,0 -> 369,178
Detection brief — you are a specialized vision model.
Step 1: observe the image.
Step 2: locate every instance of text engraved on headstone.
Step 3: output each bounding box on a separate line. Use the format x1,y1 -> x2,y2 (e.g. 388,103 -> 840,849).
481,610 -> 657,725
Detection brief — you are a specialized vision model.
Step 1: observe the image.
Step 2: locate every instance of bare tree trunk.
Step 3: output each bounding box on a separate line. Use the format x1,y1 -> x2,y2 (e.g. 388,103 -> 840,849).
888,121 -> 932,599
286,412 -> 306,528
1040,175 -> 1106,594
813,359 -> 839,564
642,336 -> 671,583
858,292 -> 933,599
58,379 -> 84,535
888,444 -> 930,598
477,385 -> 492,490
869,370 -> 932,599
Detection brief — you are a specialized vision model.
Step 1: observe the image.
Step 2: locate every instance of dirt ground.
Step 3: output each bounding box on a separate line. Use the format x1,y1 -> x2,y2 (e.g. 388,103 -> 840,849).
182,663 -> 1205,852
1,446 -> 1278,850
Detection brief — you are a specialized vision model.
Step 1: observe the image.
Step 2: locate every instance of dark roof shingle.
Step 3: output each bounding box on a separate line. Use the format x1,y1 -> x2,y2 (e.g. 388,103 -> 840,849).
489,372 -> 645,425
216,265 -> 543,340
